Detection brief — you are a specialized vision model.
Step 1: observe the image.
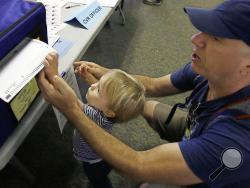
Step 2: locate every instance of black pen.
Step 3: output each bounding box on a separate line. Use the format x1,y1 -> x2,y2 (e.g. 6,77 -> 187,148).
65,4 -> 81,9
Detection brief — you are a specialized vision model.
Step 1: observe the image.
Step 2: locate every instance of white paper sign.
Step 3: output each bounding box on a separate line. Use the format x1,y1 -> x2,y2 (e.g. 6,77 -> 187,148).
64,0 -> 104,30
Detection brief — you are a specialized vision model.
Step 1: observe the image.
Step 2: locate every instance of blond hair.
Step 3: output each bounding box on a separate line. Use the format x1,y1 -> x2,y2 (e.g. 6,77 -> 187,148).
102,69 -> 145,123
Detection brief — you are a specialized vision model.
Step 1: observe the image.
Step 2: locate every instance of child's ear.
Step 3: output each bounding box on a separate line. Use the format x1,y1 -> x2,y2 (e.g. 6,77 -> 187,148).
104,109 -> 115,118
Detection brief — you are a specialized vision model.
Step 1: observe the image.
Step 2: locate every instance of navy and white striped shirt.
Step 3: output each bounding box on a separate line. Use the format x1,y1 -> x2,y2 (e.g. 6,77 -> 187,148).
72,104 -> 114,163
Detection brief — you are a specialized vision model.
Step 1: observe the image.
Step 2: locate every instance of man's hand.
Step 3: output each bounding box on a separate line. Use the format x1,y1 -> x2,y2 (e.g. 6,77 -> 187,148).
73,61 -> 109,85
37,70 -> 79,115
43,52 -> 59,83
38,52 -> 80,115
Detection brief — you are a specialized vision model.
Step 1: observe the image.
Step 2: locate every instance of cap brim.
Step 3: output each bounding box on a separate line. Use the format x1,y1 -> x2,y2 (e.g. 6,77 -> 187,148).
184,7 -> 235,39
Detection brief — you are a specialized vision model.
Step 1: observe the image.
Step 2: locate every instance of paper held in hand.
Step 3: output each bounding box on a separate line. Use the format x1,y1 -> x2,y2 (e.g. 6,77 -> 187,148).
0,38 -> 56,103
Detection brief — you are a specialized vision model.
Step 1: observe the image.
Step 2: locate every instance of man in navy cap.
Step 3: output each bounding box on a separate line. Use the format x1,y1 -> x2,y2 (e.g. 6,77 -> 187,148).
38,0 -> 250,187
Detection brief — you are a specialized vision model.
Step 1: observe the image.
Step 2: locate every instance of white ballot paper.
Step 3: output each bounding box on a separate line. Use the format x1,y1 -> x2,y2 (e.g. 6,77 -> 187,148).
0,39 -> 56,103
52,66 -> 82,133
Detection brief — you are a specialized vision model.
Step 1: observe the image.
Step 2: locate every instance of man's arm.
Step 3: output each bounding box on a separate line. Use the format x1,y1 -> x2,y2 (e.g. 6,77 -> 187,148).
70,106 -> 201,185
37,72 -> 201,185
134,74 -> 182,97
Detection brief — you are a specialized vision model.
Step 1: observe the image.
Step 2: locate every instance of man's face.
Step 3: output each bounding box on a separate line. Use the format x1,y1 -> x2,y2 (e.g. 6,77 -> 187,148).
190,32 -> 248,83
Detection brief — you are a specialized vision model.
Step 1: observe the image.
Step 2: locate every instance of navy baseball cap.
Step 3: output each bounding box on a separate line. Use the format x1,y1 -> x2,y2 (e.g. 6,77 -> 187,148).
184,0 -> 250,46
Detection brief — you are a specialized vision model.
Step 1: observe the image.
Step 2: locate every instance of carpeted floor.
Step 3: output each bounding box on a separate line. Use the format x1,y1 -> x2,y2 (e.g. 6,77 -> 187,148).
0,0 -> 223,187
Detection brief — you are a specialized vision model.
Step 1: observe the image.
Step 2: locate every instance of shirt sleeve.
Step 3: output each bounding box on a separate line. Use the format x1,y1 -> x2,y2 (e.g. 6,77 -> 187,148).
179,117 -> 250,187
170,62 -> 200,91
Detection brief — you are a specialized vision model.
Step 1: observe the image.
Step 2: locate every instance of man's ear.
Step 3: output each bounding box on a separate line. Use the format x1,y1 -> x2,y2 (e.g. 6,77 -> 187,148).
103,109 -> 115,118
240,59 -> 250,77
240,68 -> 249,77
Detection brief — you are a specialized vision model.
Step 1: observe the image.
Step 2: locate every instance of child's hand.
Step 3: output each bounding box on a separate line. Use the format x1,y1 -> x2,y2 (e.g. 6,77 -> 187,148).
43,52 -> 59,83
74,63 -> 89,75
73,61 -> 111,85
74,64 -> 98,85
73,61 -> 109,80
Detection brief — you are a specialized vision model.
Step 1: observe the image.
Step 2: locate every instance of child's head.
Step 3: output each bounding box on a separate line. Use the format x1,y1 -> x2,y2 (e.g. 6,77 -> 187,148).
86,69 -> 145,122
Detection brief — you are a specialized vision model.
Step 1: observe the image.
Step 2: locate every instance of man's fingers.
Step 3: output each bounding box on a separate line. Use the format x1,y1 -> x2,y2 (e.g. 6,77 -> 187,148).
46,54 -> 53,61
43,55 -> 59,83
37,70 -> 48,89
37,71 -> 56,100
37,70 -> 45,82
38,71 -> 57,92
53,75 -> 71,94
43,59 -> 49,68
43,60 -> 54,82
50,51 -> 58,58
45,52 -> 58,60
37,68 -> 79,114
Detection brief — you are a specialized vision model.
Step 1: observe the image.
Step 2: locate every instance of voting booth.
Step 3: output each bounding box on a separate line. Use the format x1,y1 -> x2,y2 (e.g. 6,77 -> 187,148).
0,0 -> 47,147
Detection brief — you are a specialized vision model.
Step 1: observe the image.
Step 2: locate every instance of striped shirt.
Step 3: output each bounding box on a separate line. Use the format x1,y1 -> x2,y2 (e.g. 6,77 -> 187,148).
72,104 -> 114,163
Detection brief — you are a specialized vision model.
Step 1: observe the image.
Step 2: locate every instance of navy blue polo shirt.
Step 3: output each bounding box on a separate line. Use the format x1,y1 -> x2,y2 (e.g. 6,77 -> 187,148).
170,63 -> 250,188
